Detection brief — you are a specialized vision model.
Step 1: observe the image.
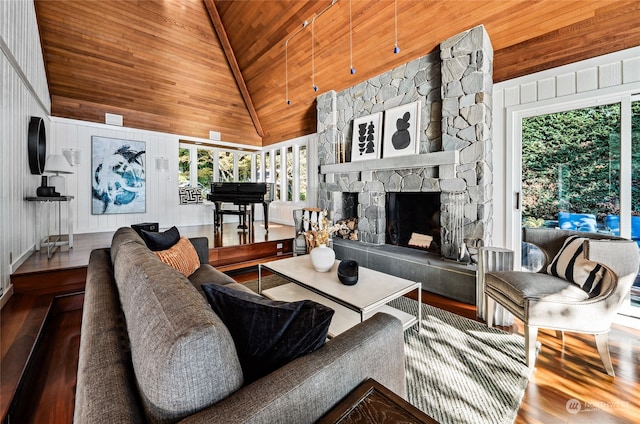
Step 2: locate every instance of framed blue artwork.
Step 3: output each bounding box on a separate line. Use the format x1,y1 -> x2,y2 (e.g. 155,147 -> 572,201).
91,136 -> 146,214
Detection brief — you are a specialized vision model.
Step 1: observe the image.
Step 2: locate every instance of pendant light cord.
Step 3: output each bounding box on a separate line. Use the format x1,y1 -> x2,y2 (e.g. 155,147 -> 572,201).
349,0 -> 354,74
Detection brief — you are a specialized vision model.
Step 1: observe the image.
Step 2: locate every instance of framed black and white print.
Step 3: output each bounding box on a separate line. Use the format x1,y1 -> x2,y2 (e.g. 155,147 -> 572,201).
351,112 -> 383,161
91,136 -> 146,215
382,101 -> 421,158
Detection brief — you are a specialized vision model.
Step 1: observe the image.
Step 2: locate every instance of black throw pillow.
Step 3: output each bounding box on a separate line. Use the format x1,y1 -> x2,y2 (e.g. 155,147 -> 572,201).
202,284 -> 334,383
140,226 -> 180,251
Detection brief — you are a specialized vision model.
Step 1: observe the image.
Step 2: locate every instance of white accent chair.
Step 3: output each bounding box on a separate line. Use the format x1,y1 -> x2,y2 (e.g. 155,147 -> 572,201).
485,227 -> 639,377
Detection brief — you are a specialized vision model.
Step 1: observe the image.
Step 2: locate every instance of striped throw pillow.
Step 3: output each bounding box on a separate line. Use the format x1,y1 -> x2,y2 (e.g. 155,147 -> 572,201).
155,237 -> 200,277
546,235 -> 605,295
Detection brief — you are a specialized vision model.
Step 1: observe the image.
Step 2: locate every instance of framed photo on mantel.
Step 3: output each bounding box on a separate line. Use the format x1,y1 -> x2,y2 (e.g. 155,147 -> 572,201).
382,101 -> 421,158
351,112 -> 383,162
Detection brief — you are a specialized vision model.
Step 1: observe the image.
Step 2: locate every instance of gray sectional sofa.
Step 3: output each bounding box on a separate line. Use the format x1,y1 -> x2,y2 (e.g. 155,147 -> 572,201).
74,227 -> 406,424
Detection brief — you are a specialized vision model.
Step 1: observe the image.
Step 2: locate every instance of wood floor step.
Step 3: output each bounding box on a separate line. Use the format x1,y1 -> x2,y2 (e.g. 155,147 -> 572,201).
0,294 -> 53,422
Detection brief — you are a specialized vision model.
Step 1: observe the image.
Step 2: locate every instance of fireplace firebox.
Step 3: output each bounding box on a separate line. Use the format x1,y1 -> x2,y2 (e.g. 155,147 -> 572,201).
386,192 -> 441,254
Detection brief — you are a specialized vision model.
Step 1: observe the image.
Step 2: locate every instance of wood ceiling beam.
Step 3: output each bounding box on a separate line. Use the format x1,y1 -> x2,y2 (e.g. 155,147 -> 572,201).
204,0 -> 264,138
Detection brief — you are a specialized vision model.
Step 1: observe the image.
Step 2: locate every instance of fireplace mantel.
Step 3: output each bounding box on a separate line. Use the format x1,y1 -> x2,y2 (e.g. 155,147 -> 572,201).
319,150 -> 459,176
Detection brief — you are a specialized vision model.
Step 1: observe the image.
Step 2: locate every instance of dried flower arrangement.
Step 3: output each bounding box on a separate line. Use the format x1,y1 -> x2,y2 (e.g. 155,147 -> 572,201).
304,210 -> 358,249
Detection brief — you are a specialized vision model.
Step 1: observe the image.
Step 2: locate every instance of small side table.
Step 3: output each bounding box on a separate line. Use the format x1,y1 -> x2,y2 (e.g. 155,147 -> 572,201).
25,196 -> 74,259
476,246 -> 515,326
317,378 -> 438,424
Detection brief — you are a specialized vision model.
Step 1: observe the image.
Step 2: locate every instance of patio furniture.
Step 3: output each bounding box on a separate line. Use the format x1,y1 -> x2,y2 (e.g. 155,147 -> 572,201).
558,211 -> 597,232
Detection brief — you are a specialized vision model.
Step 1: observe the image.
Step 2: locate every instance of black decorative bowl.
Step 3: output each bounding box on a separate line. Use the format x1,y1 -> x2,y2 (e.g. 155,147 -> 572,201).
337,260 -> 359,285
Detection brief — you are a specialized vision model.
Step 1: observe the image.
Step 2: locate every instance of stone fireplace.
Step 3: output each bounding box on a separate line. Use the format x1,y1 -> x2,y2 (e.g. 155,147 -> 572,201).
316,25 -> 493,262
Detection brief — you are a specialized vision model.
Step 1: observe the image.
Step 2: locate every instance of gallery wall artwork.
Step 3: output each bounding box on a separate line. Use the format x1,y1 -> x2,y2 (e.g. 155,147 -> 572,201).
382,101 -> 421,158
91,136 -> 146,215
351,112 -> 383,161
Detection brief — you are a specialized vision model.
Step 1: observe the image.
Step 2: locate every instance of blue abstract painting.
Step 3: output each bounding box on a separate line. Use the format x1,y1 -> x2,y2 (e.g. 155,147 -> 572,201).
91,136 -> 146,214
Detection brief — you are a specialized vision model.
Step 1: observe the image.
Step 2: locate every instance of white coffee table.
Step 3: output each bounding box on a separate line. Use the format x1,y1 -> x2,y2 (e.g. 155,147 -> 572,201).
258,255 -> 422,338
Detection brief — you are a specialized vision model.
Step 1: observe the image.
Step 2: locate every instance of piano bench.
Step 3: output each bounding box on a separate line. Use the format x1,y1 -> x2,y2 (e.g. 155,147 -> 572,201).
213,206 -> 252,233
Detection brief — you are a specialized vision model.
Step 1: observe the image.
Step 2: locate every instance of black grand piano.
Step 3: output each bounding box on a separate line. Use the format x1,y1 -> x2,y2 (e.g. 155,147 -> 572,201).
206,182 -> 274,233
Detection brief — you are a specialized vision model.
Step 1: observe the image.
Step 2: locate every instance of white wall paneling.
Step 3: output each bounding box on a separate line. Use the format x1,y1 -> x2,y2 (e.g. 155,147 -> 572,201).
1,0 -> 52,305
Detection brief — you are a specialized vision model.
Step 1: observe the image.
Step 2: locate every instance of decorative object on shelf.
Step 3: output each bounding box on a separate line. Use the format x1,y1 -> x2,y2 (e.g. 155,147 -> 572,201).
393,0 -> 400,54
310,243 -> 335,272
382,101 -> 421,158
91,136 -> 146,215
334,132 -> 351,164
44,154 -> 73,195
338,259 -> 359,285
62,148 -> 81,166
36,175 -> 58,197
351,112 -> 383,161
28,116 -> 47,175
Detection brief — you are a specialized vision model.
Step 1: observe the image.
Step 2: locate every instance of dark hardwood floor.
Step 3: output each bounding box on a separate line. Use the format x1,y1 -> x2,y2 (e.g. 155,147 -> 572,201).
3,222 -> 640,423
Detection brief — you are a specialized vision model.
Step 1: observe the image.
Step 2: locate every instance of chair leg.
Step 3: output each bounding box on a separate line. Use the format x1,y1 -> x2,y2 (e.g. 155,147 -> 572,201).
485,295 -> 495,327
594,332 -> 615,377
525,325 -> 538,370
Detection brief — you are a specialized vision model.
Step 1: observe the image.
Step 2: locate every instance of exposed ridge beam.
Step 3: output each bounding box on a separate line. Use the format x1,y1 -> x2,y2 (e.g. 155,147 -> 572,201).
204,0 -> 264,138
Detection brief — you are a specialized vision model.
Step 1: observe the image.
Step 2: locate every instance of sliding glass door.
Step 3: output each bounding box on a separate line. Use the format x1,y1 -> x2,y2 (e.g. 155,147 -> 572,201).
520,95 -> 640,316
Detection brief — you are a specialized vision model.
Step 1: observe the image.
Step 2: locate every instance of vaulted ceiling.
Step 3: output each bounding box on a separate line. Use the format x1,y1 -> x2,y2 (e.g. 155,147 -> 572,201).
34,0 -> 640,147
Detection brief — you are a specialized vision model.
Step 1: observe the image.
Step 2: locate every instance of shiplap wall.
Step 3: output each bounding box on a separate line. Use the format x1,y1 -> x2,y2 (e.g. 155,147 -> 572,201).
1,0 -> 52,305
50,118 -> 227,233
492,46 -> 640,252
49,119 -> 314,234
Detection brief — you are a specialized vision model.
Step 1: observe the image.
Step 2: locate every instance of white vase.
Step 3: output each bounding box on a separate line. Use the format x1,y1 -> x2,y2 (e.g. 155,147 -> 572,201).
310,244 -> 335,272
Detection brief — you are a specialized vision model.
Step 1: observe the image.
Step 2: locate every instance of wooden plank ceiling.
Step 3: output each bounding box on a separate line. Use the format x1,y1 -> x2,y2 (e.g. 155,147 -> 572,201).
35,0 -> 640,147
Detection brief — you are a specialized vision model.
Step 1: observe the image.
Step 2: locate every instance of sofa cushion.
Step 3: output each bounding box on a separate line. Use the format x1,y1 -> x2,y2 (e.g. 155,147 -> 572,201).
140,225 -> 180,251
154,236 -> 200,277
202,283 -> 334,383
546,235 -> 606,295
113,240 -> 243,423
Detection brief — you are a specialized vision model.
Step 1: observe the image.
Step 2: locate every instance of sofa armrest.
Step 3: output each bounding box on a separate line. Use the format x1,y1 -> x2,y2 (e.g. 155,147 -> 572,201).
178,313 -> 406,424
189,237 -> 209,264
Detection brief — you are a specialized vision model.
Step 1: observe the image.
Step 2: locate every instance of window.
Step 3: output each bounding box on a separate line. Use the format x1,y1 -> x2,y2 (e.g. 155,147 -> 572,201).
286,146 -> 293,201
179,137 -> 308,205
178,147 -> 191,187
275,150 -> 281,200
238,153 -> 252,182
264,151 -> 271,183
255,154 -> 262,181
219,151 -> 234,182
198,149 -> 215,194
522,103 -> 623,232
299,145 -> 307,201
